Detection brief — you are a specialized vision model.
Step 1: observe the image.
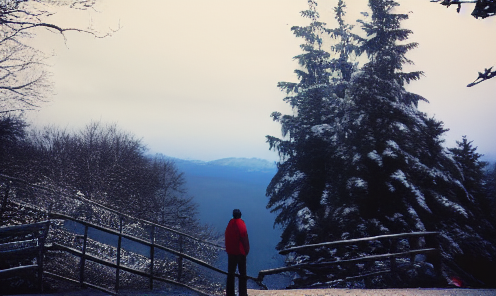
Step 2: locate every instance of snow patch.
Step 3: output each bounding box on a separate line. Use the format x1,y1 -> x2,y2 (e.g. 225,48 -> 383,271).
296,207 -> 315,232
311,124 -> 331,136
382,148 -> 398,159
391,170 -> 432,213
320,190 -> 329,206
415,191 -> 431,213
352,153 -> 361,164
394,122 -> 408,131
283,171 -> 305,182
440,231 -> 462,254
407,206 -> 426,231
434,193 -> 468,218
342,206 -> 358,216
346,177 -> 368,190
350,70 -> 365,82
391,170 -> 406,183
370,218 -> 390,233
367,150 -> 383,167
386,140 -> 400,150
386,182 -> 395,192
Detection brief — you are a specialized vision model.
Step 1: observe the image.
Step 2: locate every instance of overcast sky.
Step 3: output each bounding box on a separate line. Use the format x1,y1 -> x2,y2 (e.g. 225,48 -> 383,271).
28,0 -> 496,162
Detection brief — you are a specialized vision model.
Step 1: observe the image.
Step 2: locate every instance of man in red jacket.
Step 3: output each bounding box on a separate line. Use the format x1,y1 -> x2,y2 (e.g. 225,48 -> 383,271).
225,209 -> 250,296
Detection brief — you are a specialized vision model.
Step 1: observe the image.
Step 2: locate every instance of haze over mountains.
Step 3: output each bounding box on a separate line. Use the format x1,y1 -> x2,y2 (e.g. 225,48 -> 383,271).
169,156 -> 288,286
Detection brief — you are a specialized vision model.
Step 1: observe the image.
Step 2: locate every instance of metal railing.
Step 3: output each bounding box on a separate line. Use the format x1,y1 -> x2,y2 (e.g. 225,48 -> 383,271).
257,231 -> 441,288
1,174 -> 262,295
0,221 -> 50,293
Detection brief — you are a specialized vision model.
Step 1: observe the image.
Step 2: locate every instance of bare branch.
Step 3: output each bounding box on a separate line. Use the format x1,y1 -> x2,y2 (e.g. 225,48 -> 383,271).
2,19 -> 113,39
0,0 -> 116,113
0,108 -> 34,114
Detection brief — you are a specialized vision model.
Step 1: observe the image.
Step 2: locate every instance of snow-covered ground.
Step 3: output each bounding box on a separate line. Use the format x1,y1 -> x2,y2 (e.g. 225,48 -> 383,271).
248,288 -> 496,296
12,288 -> 496,296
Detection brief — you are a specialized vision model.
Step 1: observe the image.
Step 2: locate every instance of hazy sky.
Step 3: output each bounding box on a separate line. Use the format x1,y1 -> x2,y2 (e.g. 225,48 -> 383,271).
28,0 -> 496,162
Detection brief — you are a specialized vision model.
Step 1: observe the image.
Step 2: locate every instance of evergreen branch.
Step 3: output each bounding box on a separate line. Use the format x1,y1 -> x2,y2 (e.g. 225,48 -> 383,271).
432,0 -> 496,18
277,82 -> 298,94
467,66 -> 496,87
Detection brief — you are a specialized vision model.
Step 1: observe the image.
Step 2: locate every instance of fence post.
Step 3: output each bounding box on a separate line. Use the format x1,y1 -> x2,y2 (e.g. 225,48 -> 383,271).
37,223 -> 49,293
1,182 -> 10,220
425,233 -> 442,282
408,236 -> 417,263
80,224 -> 88,287
177,235 -> 183,282
389,238 -> 397,273
116,216 -> 123,292
150,225 -> 155,290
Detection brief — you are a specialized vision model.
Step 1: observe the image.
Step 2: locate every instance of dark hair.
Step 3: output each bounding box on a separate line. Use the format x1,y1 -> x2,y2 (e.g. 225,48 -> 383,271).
233,209 -> 242,219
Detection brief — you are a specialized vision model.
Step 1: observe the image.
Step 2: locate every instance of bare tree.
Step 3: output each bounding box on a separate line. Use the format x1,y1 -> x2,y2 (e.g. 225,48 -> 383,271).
150,155 -> 198,227
431,0 -> 496,86
23,122 -> 201,230
0,36 -> 51,113
0,0 -> 110,113
0,113 -> 27,172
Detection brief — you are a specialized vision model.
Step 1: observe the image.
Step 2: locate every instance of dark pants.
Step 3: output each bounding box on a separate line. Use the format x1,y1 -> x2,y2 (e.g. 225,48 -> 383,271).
226,254 -> 247,296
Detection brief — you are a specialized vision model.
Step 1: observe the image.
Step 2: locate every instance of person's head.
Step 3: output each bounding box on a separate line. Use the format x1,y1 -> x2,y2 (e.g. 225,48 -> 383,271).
233,209 -> 242,219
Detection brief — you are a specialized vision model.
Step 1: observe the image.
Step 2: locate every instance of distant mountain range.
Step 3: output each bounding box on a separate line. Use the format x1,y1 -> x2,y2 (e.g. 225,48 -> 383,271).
170,156 -> 277,172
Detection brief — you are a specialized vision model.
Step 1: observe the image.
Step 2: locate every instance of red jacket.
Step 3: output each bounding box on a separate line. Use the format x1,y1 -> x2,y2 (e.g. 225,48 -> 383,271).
225,218 -> 250,256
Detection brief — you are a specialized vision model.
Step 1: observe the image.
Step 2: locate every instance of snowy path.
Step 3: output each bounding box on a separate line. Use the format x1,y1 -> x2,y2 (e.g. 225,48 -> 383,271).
247,288 -> 496,296
13,288 -> 496,296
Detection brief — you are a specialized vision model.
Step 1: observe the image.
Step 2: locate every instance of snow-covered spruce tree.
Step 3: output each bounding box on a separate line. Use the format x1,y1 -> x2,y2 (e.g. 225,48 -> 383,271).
448,137 -> 496,286
266,0 -> 360,252
449,136 -> 488,205
268,0 -> 495,288
301,0 -> 496,287
484,163 -> 496,224
336,0 -> 496,287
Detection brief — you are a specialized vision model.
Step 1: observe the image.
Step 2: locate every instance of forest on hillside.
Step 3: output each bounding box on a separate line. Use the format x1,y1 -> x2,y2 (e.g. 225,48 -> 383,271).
0,0 -> 211,232
266,0 -> 496,289
0,1 -> 220,293
1,120 -> 203,228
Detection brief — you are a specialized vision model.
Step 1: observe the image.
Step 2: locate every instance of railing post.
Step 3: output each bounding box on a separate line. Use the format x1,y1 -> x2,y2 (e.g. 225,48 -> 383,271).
116,216 -> 123,292
150,225 -> 155,290
37,222 -> 49,293
408,236 -> 417,263
425,233 -> 442,282
80,224 -> 88,288
177,235 -> 183,282
1,182 -> 10,221
389,238 -> 397,273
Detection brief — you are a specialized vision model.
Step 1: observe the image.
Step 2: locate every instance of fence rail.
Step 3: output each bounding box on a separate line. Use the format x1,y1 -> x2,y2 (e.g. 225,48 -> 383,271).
0,174 -> 263,295
0,221 -> 50,292
46,212 -> 232,294
0,173 -> 222,249
1,173 -> 442,292
257,231 -> 441,287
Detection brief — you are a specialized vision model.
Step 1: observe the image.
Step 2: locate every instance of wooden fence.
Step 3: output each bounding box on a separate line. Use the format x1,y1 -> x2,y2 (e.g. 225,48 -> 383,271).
0,221 -> 50,292
256,231 -> 441,287
1,174 -> 442,292
46,212 -> 236,295
0,174 -> 263,295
